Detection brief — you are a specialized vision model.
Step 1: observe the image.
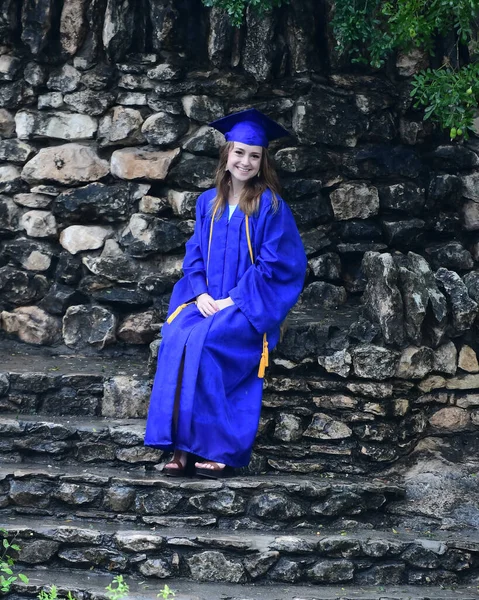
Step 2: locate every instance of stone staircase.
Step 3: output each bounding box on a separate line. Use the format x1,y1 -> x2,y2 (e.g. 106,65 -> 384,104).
1,341 -> 479,600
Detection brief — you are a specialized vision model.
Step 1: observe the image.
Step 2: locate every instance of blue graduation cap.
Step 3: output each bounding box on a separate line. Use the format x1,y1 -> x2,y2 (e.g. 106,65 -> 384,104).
209,108 -> 290,148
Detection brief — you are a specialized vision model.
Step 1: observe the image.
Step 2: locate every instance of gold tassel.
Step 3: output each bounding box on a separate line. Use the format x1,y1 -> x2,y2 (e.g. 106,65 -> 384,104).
257,334 -> 269,378
166,303 -> 190,324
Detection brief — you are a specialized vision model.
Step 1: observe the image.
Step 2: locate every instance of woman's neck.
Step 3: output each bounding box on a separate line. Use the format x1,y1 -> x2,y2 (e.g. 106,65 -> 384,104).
228,180 -> 244,204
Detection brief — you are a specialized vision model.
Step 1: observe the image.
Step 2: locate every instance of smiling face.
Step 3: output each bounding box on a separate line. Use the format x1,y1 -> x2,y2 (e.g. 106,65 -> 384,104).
226,142 -> 263,185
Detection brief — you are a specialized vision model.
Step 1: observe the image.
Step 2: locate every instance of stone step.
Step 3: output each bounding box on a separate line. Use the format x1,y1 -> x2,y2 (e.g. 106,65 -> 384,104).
13,568 -> 479,600
3,515 -> 479,586
0,413 -> 160,467
0,462 -> 404,531
0,346 -> 151,419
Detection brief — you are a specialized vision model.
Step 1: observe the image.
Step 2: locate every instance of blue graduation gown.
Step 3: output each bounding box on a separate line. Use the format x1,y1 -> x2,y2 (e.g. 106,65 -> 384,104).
144,188 -> 307,467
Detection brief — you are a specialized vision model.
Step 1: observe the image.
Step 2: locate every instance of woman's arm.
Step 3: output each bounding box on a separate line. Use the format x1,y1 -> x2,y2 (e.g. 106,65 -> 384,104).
228,198 -> 307,333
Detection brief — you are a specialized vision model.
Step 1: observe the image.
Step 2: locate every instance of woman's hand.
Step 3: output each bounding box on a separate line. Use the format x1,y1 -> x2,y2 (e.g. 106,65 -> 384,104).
196,293 -> 219,317
216,297 -> 234,311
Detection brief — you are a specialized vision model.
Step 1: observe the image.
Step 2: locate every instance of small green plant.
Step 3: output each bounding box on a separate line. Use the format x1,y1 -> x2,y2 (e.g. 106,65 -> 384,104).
411,63 -> 479,138
201,0 -> 286,27
157,584 -> 176,599
0,528 -> 29,594
38,585 -> 77,600
105,575 -> 129,600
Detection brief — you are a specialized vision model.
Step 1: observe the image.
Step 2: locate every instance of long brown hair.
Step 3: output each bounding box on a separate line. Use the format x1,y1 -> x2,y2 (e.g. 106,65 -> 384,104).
212,142 -> 281,217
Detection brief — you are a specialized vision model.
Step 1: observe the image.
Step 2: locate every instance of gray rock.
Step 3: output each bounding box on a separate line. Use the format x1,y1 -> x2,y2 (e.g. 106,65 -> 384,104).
0,108 -> 15,137
139,558 -> 172,578
64,90 -> 115,116
16,110 -> 97,141
269,558 -> 302,582
24,61 -> 48,86
102,0 -> 136,61
54,482 -> 102,505
135,489 -> 182,515
0,139 -> 35,163
60,0 -> 89,55
102,376 -> 151,418
309,253 -> 341,281
22,143 -> 109,185
54,182 -> 136,223
273,413 -> 303,442
182,126 -> 224,156
378,182 -> 425,215
38,92 -> 64,110
111,147 -> 180,180
243,8 -> 275,81
98,106 -> 145,147
14,193 -> 52,209
308,559 -> 355,583
330,183 -> 379,220
362,252 -> 405,346
244,551 -> 279,579
426,242 -> 474,271
182,95 -> 224,122
47,65 -> 81,92
433,341 -> 458,376
168,152 -> 216,190
21,0 -> 54,55
60,225 -> 112,254
21,210 -> 57,238
396,346 -> 435,379
2,306 -> 62,345
187,551 -> 246,583
318,349 -> 352,378
435,268 -> 478,335
62,304 -> 117,348
300,282 -> 347,309
19,540 -> 60,564
117,310 -> 158,344
82,240 -> 142,283
0,197 -> 23,233
189,490 -> 246,516
248,492 -> 305,520
275,146 -> 333,173
147,62 -> 182,81
303,412 -> 352,439
352,344 -> 399,380
58,547 -> 127,570
3,237 -> 54,272
141,112 -> 189,146
0,55 -> 21,81
0,164 -> 23,193
9,479 -> 53,507
105,486 -> 136,512
207,7 -> 235,67
120,214 -> 187,257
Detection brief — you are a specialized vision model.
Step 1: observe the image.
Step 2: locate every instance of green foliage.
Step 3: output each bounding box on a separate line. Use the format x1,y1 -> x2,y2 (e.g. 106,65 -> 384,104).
105,575 -> 129,600
201,0 -> 286,27
157,584 -> 176,599
38,586 -> 77,600
332,0 -> 479,68
411,63 -> 479,138
331,0 -> 479,137
0,528 -> 29,595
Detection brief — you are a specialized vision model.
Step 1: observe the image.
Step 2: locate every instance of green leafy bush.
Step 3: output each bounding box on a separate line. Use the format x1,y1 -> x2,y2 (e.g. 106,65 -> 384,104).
0,528 -> 29,594
331,0 -> 479,137
201,0 -> 286,27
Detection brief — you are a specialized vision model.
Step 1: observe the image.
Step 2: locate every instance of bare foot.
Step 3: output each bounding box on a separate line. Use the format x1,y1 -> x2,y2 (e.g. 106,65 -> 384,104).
194,460 -> 225,470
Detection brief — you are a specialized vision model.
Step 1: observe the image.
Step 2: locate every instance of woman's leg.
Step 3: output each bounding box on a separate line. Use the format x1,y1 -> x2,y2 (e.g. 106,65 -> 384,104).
164,355 -> 189,472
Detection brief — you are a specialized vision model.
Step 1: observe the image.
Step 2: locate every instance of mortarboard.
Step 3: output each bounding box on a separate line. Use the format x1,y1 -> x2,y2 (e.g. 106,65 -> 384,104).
209,108 -> 290,148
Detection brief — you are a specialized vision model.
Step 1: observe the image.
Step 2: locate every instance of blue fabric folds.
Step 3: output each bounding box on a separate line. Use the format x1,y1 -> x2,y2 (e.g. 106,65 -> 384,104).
144,188 -> 307,467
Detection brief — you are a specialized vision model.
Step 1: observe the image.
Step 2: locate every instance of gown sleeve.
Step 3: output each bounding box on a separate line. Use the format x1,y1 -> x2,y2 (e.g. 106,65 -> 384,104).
228,194 -> 307,334
166,192 -> 210,316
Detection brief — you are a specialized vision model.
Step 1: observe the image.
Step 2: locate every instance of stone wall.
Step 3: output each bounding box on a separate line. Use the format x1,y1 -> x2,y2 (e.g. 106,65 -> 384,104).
2,0 -> 479,498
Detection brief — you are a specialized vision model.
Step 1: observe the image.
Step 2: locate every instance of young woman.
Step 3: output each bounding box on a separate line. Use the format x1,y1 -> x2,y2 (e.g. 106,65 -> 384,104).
144,109 -> 307,478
